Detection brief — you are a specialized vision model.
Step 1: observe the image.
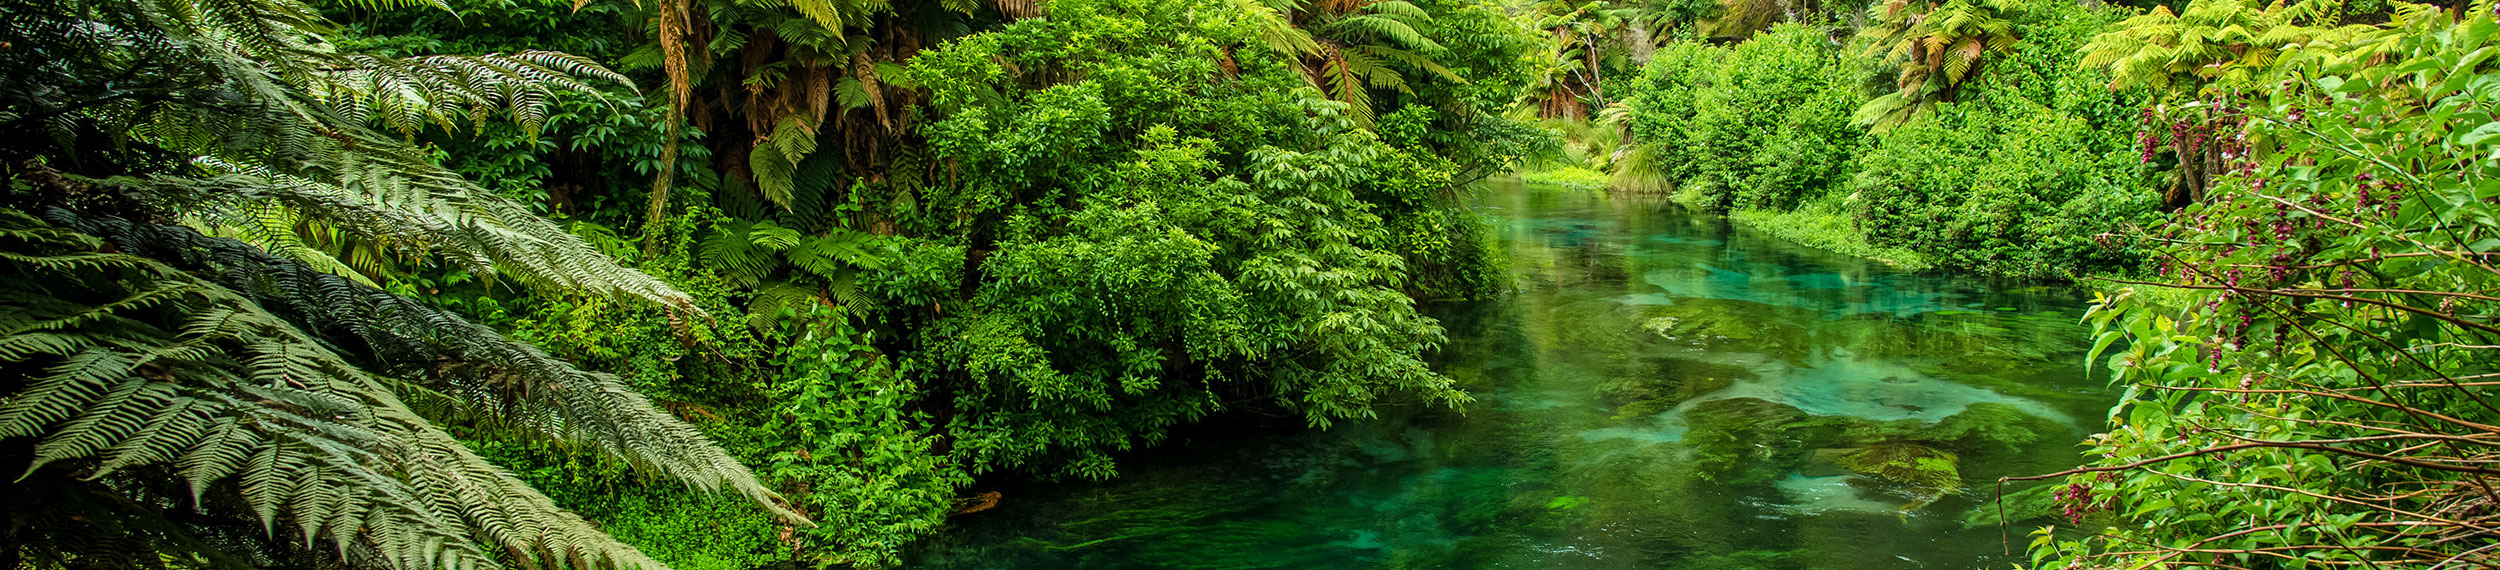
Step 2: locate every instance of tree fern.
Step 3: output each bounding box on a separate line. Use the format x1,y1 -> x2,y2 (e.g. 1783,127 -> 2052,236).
40,209 -> 798,520
2074,0 -> 2380,92
2,0 -> 816,558
1240,0 -> 1467,126
3,0 -> 698,315
0,208 -> 717,570
1853,0 -> 2019,129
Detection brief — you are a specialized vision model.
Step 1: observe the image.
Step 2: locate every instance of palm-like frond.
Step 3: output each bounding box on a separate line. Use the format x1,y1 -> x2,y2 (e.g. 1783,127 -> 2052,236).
1356,44 -> 1465,83
0,209 -> 703,570
132,146 -> 701,314
312,51 -> 632,137
6,0 -> 699,315
701,219 -> 803,287
1229,0 -> 1322,57
0,0 -> 806,565
745,280 -> 833,333
785,229 -> 884,277
1854,0 -> 2017,127
2074,0 -> 2381,92
1325,14 -> 1443,51
41,210 -> 800,522
1266,0 -> 1466,125
1320,49 -> 1379,124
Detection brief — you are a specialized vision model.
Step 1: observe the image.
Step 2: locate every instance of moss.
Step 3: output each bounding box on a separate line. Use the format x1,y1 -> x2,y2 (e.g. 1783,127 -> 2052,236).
1925,402 -> 2064,450
1517,167 -> 1613,190
1833,443 -> 1962,509
1600,354 -> 1752,420
1682,398 -> 1821,484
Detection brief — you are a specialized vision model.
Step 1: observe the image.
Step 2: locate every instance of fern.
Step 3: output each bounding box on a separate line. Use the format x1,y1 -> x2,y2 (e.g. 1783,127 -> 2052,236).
2075,0 -> 2382,92
2,0 -> 695,316
0,208 -> 711,570
43,209 -> 798,520
1853,0 -> 2020,128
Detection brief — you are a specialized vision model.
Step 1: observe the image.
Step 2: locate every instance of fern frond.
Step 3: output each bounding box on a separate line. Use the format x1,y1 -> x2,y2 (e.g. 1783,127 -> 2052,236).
37,209 -> 803,524
1228,0 -> 1321,57
1354,44 -> 1464,83
0,208 -> 696,570
130,143 -> 702,316
744,280 -> 829,333
785,229 -> 883,277
1325,15 -> 1442,51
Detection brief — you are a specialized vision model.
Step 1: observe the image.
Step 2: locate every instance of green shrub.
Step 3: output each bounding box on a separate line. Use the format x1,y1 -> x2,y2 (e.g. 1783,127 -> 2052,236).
1617,0 -> 2157,279
1682,24 -> 1862,211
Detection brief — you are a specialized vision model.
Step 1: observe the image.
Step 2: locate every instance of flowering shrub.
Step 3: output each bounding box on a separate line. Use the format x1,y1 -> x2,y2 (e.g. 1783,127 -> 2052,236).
2030,6 -> 2500,567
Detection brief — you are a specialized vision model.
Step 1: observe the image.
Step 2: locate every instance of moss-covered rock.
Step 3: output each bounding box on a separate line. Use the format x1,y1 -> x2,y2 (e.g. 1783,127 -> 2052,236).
1833,443 -> 1962,509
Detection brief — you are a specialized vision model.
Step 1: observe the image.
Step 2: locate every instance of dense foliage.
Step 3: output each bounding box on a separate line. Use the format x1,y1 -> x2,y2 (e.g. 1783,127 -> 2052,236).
22,0 -> 2500,564
1614,0 -> 2158,279
1594,0 -> 2500,566
2035,3 -> 2500,567
1,0 -> 1542,566
0,0 -> 796,567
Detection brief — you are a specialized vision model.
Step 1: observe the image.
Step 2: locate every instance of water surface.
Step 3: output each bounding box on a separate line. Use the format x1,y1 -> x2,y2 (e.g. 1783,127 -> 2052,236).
915,182 -> 2112,569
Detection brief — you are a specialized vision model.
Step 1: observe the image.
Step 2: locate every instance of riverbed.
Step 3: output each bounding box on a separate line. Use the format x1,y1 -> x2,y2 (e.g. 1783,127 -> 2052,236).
913,181 -> 2115,569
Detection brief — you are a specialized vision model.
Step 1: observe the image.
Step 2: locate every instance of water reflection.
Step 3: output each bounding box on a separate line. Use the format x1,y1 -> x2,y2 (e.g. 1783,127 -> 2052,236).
914,181 -> 2113,570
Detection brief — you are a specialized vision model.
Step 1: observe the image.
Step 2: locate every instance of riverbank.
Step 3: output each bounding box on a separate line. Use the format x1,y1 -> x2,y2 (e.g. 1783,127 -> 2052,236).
1515,166 -> 1610,191
1722,197 -> 1935,273
1496,175 -> 1937,273
914,179 -> 2112,569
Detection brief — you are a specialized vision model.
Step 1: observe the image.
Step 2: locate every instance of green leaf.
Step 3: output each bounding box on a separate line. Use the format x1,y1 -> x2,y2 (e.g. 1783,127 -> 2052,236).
2462,121 -> 2500,145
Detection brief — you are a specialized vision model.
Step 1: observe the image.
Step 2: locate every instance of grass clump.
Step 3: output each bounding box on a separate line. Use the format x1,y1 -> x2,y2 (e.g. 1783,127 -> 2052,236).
1729,194 -> 1933,271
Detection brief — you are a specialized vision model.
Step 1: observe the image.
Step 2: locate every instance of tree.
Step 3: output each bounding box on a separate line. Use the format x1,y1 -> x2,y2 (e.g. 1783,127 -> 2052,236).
0,0 -> 796,567
2076,0 -> 2366,93
1228,0 -> 1470,126
1517,0 -> 1639,120
629,0 -> 995,250
1852,0 -> 2021,130
2076,0 -> 2381,207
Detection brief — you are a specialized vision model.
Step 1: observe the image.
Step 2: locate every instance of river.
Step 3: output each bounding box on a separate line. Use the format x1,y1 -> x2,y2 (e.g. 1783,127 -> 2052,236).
913,181 -> 2116,569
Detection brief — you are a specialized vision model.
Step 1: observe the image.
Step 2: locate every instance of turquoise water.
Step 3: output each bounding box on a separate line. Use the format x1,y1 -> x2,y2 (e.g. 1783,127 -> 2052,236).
914,182 -> 2113,569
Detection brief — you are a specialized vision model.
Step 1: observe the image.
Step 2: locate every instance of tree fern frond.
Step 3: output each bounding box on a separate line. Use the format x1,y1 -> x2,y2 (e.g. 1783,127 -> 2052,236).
1325,15 -> 1441,51
700,219 -> 793,288
0,208 -> 794,570
745,280 -> 829,333
786,229 -> 883,277
1321,51 -> 1375,126
1228,0 -> 1321,57
1358,0 -> 1426,19
129,146 -> 702,315
39,210 -> 804,519
1354,44 -> 1464,83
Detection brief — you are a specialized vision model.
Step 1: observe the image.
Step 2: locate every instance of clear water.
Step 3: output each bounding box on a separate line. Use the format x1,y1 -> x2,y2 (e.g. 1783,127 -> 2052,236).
913,182 -> 2114,569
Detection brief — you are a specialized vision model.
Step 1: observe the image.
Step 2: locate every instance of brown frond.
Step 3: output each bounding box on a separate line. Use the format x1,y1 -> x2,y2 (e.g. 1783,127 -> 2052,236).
988,0 -> 1040,19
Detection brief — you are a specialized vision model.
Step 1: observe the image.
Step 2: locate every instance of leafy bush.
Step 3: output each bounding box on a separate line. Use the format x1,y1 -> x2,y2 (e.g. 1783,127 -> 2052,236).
1849,100 -> 2155,278
1681,24 -> 1863,211
2040,7 -> 2500,567
1620,0 -> 2156,279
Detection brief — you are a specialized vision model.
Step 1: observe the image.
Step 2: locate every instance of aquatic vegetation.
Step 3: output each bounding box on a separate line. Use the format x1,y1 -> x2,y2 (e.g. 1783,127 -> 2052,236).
1955,483 -> 2058,529
1833,444 -> 1962,509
